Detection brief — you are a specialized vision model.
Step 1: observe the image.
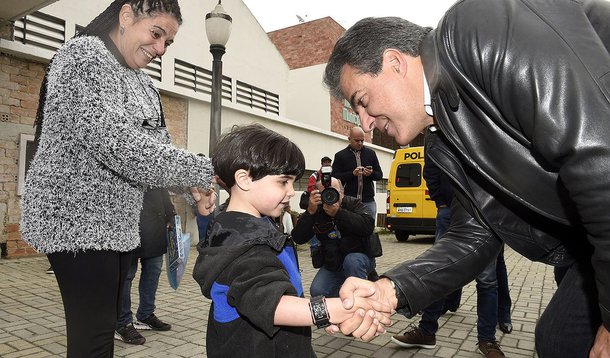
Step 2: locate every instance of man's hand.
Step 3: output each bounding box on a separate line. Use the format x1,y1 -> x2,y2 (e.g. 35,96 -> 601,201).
307,190 -> 322,214
590,325 -> 610,358
191,186 -> 216,216
352,166 -> 364,176
362,166 -> 373,177
335,277 -> 398,340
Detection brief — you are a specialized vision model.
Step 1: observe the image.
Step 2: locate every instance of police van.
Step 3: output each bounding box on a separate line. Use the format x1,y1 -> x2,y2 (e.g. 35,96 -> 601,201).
386,146 -> 437,241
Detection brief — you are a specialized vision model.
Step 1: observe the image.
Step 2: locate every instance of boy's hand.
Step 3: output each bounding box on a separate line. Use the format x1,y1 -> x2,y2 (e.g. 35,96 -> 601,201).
325,296 -> 392,340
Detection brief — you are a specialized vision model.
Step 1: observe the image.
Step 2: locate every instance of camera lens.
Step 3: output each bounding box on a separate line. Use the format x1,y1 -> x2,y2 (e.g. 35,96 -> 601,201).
321,188 -> 340,205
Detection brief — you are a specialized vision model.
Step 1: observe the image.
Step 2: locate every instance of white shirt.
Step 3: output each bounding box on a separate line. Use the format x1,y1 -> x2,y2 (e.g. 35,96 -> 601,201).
282,211 -> 294,234
423,72 -> 434,116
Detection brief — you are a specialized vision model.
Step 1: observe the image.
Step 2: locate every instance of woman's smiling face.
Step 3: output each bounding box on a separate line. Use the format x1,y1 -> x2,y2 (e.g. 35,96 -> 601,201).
115,6 -> 179,69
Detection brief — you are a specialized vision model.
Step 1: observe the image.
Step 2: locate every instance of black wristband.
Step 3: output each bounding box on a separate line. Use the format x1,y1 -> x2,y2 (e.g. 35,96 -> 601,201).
309,296 -> 330,328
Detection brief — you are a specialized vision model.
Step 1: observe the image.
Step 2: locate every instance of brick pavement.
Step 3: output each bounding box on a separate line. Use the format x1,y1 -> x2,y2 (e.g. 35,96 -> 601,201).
0,234 -> 555,357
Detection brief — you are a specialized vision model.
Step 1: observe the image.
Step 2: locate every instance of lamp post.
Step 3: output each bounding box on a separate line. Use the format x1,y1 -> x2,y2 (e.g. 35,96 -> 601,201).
205,0 -> 231,204
205,0 -> 232,155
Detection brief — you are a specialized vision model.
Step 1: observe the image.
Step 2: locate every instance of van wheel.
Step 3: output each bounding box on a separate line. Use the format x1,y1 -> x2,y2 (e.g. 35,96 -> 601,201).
395,231 -> 410,242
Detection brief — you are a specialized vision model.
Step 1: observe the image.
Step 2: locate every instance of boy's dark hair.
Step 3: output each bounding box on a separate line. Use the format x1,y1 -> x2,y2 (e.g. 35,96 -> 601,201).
212,123 -> 306,189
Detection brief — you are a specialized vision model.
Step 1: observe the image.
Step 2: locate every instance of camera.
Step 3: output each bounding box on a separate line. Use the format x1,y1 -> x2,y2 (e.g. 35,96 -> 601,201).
320,166 -> 340,205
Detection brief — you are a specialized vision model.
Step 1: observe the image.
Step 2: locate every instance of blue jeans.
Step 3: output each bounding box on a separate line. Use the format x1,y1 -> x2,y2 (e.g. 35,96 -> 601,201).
496,246 -> 512,325
475,259 -> 499,342
420,206 -> 463,335
310,253 -> 375,297
419,205 -> 499,342
361,200 -> 377,221
535,260 -> 601,357
117,255 -> 164,328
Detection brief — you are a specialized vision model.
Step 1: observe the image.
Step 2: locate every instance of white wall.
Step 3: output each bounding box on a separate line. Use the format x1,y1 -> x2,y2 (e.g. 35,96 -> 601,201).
286,64 -> 330,130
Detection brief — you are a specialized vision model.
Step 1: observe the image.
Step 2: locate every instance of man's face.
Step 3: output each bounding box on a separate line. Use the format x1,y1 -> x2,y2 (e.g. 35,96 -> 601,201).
321,160 -> 332,167
348,130 -> 365,151
339,53 -> 432,146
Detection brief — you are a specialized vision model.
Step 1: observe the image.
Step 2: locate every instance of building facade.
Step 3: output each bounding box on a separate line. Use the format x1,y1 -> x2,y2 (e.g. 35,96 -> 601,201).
0,0 -> 395,258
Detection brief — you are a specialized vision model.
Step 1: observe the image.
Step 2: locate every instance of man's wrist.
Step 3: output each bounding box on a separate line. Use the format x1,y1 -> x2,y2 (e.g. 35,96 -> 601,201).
381,277 -> 407,310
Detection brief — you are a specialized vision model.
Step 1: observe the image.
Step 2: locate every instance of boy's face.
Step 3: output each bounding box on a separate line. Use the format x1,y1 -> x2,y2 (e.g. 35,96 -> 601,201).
248,174 -> 297,218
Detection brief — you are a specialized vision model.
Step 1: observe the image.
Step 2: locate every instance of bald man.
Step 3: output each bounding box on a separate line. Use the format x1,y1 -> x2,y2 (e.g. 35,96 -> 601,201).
332,127 -> 383,220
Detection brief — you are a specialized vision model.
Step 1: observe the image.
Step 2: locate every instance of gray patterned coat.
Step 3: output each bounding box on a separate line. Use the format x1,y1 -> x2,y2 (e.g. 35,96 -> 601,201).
20,36 -> 213,254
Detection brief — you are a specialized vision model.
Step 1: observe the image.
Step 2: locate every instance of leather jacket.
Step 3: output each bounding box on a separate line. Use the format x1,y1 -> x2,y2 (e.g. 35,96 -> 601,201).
385,0 -> 610,330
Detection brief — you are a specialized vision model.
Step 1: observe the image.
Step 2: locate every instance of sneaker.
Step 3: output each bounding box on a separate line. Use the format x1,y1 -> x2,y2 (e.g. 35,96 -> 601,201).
134,314 -> 171,331
114,324 -> 146,345
477,340 -> 505,358
45,267 -> 54,274
391,325 -> 436,349
498,322 -> 513,334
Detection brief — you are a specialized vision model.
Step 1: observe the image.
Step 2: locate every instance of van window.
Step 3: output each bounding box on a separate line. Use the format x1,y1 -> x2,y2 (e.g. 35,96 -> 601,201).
395,163 -> 422,187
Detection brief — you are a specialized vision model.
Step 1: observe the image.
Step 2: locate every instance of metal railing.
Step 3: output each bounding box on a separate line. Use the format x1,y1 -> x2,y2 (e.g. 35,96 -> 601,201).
236,80 -> 280,115
14,11 -> 65,52
174,59 -> 231,101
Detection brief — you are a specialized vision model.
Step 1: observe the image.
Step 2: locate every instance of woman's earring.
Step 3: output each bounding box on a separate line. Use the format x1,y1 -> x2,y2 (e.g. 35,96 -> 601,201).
119,26 -> 125,35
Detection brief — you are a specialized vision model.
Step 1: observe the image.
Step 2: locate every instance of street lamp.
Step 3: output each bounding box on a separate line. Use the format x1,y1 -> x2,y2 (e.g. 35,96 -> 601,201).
205,0 -> 232,156
205,0 -> 231,205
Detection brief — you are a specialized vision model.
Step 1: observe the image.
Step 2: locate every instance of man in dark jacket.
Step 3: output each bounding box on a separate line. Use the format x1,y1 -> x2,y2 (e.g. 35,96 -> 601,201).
332,127 -> 383,219
323,0 -> 610,356
292,177 -> 376,298
115,188 -> 174,344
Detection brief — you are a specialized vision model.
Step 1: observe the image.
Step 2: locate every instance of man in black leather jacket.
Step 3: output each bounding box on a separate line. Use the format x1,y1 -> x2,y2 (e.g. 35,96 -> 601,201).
323,0 -> 610,356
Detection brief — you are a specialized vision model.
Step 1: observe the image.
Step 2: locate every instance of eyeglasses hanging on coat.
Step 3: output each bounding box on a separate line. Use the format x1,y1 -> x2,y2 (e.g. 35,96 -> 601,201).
126,71 -> 167,130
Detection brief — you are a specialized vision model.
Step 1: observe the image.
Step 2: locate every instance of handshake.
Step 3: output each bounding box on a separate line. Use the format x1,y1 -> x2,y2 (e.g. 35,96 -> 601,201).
325,277 -> 399,341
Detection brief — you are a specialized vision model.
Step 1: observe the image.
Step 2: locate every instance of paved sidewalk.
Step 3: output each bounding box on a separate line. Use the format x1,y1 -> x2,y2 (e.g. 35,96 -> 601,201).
0,234 -> 555,357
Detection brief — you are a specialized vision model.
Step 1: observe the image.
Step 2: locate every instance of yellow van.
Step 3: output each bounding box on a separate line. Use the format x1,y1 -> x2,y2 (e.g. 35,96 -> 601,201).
386,146 -> 437,241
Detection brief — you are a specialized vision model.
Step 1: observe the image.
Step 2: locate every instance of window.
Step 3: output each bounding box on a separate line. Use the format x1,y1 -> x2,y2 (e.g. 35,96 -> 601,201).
294,170 -> 315,192
17,134 -> 36,196
342,99 -> 360,125
376,178 -> 388,193
14,11 -> 66,52
395,163 -> 422,188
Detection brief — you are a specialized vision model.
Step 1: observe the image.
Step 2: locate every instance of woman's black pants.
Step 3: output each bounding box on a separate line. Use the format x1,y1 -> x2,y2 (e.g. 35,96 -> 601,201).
48,250 -> 132,358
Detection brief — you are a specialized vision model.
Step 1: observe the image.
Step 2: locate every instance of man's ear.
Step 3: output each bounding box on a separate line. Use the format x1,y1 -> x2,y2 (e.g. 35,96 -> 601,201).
383,49 -> 407,77
234,169 -> 252,192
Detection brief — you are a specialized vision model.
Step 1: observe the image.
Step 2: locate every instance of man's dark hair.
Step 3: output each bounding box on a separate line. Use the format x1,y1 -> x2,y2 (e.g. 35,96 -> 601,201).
324,17 -> 432,99
212,123 -> 306,189
321,156 -> 332,164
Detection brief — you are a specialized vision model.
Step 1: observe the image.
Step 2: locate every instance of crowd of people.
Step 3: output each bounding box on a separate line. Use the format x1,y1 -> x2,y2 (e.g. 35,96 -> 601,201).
20,0 -> 609,357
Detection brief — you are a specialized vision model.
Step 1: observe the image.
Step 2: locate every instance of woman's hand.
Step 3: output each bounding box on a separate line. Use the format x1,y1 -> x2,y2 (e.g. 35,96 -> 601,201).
191,186 -> 216,216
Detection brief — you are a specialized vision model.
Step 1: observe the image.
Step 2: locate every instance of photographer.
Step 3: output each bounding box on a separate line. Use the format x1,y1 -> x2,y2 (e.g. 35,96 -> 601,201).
292,174 -> 376,298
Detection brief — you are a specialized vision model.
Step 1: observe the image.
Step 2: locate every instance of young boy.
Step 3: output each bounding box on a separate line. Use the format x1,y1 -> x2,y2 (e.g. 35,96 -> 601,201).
193,124 -> 387,357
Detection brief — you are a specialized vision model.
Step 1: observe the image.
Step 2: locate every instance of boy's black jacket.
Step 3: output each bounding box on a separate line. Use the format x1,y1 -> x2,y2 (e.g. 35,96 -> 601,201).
192,211 -> 315,358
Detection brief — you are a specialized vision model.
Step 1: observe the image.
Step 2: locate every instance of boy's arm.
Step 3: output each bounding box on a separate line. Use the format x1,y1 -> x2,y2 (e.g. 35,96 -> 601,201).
274,296 -> 391,327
